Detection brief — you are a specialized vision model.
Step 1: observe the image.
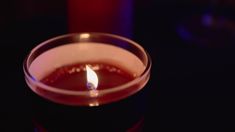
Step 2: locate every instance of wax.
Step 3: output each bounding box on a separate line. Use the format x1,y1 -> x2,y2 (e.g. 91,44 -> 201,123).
41,63 -> 135,91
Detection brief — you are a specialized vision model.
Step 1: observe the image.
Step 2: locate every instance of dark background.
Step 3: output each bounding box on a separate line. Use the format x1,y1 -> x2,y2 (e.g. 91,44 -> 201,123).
1,0 -> 235,131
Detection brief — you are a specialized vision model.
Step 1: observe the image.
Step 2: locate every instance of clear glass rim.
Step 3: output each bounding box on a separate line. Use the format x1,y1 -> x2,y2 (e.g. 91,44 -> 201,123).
23,32 -> 152,96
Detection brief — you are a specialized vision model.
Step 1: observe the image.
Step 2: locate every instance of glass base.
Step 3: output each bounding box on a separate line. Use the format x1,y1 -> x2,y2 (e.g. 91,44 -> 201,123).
29,86 -> 148,132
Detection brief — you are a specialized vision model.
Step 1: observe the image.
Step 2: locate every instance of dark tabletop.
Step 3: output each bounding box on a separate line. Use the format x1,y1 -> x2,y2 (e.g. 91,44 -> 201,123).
1,0 -> 235,131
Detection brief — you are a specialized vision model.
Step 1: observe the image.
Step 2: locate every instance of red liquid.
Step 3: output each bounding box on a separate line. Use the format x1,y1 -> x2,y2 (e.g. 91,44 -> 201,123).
41,63 -> 135,91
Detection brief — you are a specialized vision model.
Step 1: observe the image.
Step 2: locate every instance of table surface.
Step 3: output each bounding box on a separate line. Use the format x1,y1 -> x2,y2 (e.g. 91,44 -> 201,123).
1,1 -> 235,131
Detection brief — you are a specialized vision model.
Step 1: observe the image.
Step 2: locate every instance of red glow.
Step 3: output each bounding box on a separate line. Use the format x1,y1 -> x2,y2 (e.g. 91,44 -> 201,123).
68,0 -> 133,37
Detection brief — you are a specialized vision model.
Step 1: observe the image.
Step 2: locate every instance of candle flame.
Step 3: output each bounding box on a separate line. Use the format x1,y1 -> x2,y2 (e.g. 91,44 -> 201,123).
86,65 -> 99,90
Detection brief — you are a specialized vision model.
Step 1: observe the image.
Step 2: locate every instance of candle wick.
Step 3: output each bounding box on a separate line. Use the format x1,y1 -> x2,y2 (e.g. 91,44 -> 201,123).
87,82 -> 96,90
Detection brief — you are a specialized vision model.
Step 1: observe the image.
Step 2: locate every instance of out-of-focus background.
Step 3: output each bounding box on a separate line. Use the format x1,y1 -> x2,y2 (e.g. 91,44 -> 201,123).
1,0 -> 235,131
